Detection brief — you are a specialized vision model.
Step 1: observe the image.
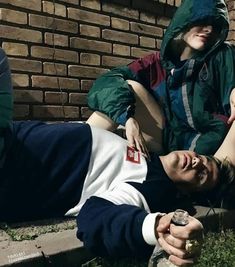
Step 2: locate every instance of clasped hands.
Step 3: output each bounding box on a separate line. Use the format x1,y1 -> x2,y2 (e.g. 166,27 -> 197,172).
155,213 -> 203,266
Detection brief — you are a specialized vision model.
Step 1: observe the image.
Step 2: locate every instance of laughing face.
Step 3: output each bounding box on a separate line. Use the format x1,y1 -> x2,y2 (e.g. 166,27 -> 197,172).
160,151 -> 219,192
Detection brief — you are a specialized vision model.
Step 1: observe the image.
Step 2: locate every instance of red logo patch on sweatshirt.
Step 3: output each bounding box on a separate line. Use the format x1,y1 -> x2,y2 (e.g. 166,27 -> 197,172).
126,146 -> 141,164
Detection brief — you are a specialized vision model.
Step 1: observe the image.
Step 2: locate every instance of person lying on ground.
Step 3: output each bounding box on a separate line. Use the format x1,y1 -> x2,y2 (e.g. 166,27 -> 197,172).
0,44 -> 204,267
0,120 -> 234,266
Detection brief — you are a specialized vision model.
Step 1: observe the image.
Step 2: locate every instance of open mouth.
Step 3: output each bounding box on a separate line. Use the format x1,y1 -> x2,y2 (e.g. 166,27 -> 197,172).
197,35 -> 209,42
182,154 -> 190,169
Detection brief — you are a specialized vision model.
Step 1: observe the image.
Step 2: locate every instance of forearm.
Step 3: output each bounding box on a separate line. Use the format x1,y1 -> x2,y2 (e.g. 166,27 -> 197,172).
214,121 -> 235,166
77,196 -> 159,258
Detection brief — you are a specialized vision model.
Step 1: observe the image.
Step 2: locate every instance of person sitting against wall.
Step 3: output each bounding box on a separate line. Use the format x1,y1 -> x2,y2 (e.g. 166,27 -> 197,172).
87,0 -> 235,158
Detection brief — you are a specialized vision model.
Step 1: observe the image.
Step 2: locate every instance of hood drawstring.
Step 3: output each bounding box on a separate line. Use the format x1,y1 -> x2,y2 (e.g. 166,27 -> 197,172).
199,62 -> 209,81
186,59 -> 195,79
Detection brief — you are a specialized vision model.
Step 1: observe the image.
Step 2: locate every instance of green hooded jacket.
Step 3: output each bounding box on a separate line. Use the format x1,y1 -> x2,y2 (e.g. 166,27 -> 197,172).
88,0 -> 235,155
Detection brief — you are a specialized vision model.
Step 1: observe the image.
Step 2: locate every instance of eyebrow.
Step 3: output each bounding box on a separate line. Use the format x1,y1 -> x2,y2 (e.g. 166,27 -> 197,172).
205,157 -> 217,187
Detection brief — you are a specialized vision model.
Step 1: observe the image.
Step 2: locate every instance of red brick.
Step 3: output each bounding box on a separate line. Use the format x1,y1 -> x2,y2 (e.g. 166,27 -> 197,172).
80,0 -> 101,10
70,37 -> 112,53
227,31 -> 235,42
230,21 -> 235,31
175,0 -> 182,7
9,58 -> 42,73
44,33 -> 69,47
80,24 -> 101,38
2,42 -> 28,57
0,25 -> 42,43
140,36 -> 156,48
102,29 -> 138,44
45,92 -> 68,104
140,12 -> 156,24
102,3 -> 139,19
69,93 -> 88,105
167,0 -> 175,6
227,1 -> 235,10
131,47 -> 155,58
81,80 -> 94,91
33,105 -> 80,119
102,56 -> 132,67
228,10 -> 235,20
157,16 -> 171,27
29,14 -> 78,34
111,18 -> 130,31
13,104 -> 30,119
0,8 -> 27,24
43,1 -> 66,17
130,22 -> 163,37
12,74 -> 29,87
43,62 -> 67,76
80,53 -> 100,66
32,76 -> 79,90
81,106 -> 93,120
113,44 -> 130,56
31,46 -> 78,63
14,90 -> 43,103
6,0 -> 41,11
156,39 -> 162,50
69,65 -> 109,79
68,8 -> 110,26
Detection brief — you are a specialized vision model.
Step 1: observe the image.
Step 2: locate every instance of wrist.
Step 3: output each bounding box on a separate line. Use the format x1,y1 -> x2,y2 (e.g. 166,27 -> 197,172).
126,104 -> 135,120
116,104 -> 135,126
142,212 -> 166,245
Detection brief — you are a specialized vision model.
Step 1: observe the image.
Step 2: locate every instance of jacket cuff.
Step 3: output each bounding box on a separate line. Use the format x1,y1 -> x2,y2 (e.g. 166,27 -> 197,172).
142,212 -> 166,245
116,104 -> 135,126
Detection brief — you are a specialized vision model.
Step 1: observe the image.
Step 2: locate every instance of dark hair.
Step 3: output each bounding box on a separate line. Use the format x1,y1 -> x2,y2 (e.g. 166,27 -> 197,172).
211,156 -> 235,187
194,156 -> 235,208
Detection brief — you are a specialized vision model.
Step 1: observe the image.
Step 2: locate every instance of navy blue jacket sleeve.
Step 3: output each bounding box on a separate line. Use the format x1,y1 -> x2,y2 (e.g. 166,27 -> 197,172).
76,196 -> 153,259
0,48 -> 13,165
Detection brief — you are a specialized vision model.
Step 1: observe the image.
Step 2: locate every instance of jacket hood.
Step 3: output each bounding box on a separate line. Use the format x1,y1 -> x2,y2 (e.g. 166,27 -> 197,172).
160,0 -> 229,70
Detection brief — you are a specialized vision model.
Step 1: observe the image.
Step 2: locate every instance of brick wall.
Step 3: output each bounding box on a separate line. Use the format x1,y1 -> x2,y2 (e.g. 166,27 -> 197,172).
0,0 -> 234,121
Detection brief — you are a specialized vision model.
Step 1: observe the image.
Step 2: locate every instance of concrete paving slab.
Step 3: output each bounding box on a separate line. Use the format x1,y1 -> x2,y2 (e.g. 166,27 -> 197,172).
194,205 -> 235,231
0,239 -> 43,267
0,219 -> 93,267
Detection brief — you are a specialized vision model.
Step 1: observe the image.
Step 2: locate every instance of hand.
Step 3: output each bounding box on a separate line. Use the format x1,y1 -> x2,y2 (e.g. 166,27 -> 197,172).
156,213 -> 203,266
125,117 -> 150,159
228,88 -> 235,124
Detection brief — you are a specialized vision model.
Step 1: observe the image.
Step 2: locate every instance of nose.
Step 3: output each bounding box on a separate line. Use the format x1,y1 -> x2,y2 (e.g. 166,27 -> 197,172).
192,156 -> 203,168
202,25 -> 213,33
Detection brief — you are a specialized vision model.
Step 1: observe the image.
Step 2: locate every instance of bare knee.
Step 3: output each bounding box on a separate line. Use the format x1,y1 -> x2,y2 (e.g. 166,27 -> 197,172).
86,111 -> 117,131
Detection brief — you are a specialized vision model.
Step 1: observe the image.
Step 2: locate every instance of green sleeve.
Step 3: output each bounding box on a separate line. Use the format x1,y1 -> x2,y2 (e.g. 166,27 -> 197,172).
0,48 -> 13,162
211,43 -> 235,115
87,66 -> 137,123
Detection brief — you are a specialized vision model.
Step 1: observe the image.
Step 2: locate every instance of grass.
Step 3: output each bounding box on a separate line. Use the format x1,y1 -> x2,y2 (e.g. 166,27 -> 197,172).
196,230 -> 235,267
82,229 -> 235,267
1,218 -> 76,241
3,219 -> 235,266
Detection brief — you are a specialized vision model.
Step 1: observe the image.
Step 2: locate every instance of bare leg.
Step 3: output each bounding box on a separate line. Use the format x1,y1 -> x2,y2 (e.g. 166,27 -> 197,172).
214,121 -> 235,166
86,111 -> 118,131
127,80 -> 164,153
